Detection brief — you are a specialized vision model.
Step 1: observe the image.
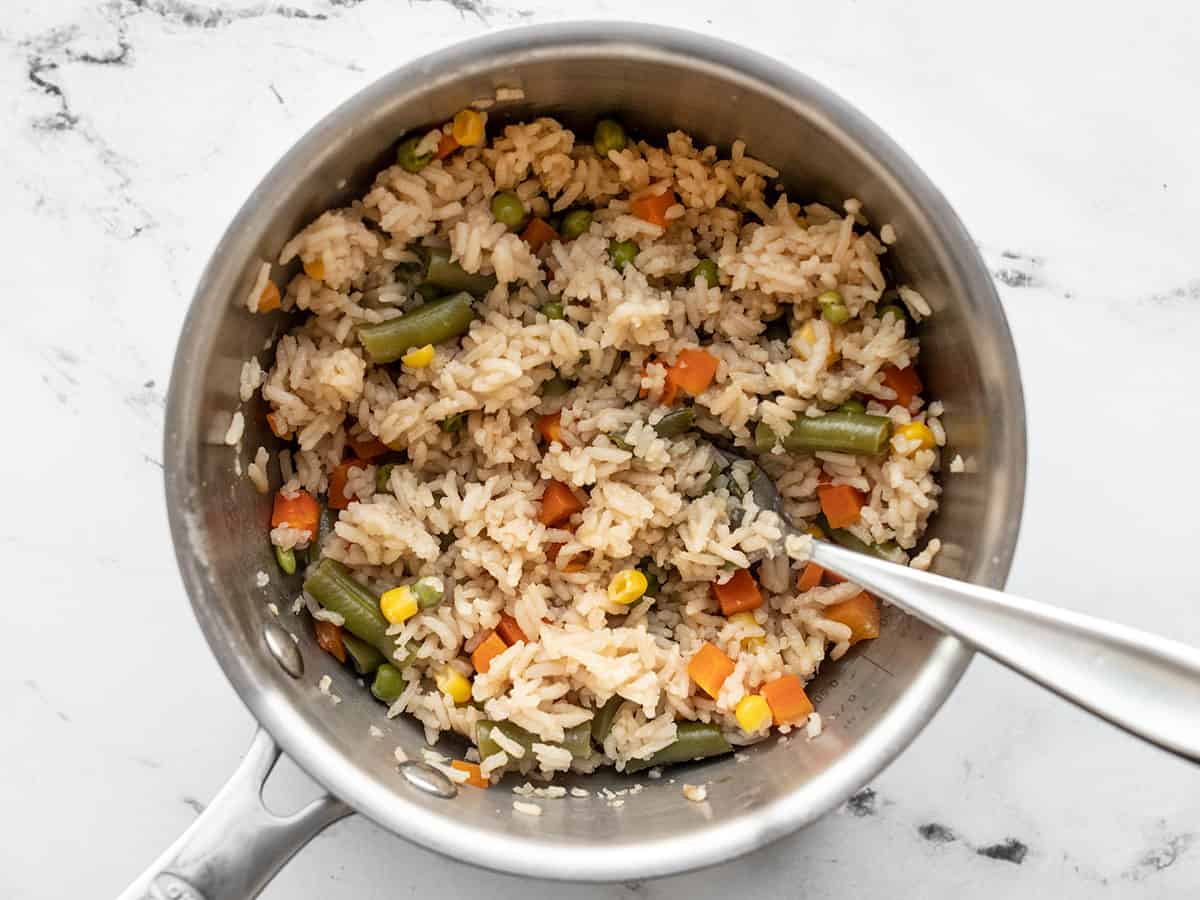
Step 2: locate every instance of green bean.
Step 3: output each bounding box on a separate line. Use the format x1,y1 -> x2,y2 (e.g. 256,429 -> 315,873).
274,544 -> 297,575
412,578 -> 443,609
607,432 -> 633,451
781,411 -> 892,456
342,632 -> 385,676
541,375 -> 573,397
424,248 -> 497,298
591,696 -> 626,745
476,719 -> 535,760
837,398 -> 867,415
358,291 -> 475,364
440,413 -> 465,433
303,558 -> 394,657
370,663 -> 406,704
560,209 -> 593,240
561,722 -> 593,759
539,300 -> 565,320
396,136 -> 432,173
690,259 -> 719,288
818,290 -> 851,325
413,281 -> 442,303
608,239 -> 638,271
653,407 -> 695,438
593,118 -> 627,156
624,721 -> 732,773
753,421 -> 778,454
825,525 -> 908,566
375,462 -> 397,494
490,191 -> 527,230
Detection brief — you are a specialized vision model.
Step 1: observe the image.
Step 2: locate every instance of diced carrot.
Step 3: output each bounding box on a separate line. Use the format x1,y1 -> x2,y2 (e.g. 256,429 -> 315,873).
521,217 -> 559,253
823,591 -> 881,645
471,630 -> 508,674
536,410 -> 563,445
257,280 -> 281,313
712,568 -> 763,616
271,489 -> 320,539
817,483 -> 865,529
630,190 -> 675,228
824,570 -> 848,585
435,132 -> 460,160
496,613 -> 528,646
266,412 -> 289,439
797,562 -> 824,593
328,459 -> 369,510
348,434 -> 388,460
760,674 -> 814,725
560,552 -> 591,573
451,760 -> 490,789
880,365 -> 923,409
314,620 -> 346,663
539,479 -> 583,527
688,642 -> 736,699
665,349 -> 718,400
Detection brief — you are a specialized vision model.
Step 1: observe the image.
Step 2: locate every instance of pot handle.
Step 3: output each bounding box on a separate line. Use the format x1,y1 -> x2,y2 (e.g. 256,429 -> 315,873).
117,728 -> 351,900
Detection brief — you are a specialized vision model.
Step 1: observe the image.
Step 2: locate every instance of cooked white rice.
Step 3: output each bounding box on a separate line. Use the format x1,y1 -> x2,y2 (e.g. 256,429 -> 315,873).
251,115 -> 944,781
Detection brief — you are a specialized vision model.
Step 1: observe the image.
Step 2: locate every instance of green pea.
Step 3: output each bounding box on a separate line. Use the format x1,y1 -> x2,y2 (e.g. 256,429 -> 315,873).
560,209 -> 593,240
837,399 -> 867,415
818,290 -> 851,325
593,119 -> 627,156
413,578 -> 443,609
396,136 -> 433,173
608,239 -> 638,271
690,259 -> 719,288
440,413 -> 465,433
539,300 -> 565,320
370,663 -> 406,704
274,544 -> 297,575
541,375 -> 573,397
877,303 -> 907,330
490,192 -> 527,229
375,462 -> 397,494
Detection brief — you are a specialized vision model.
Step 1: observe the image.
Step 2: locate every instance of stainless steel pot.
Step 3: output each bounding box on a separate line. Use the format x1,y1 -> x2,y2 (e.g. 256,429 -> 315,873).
135,22 -> 1026,899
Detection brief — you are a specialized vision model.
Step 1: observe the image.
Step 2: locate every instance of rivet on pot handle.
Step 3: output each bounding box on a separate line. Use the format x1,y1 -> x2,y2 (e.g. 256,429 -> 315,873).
117,728 -> 350,900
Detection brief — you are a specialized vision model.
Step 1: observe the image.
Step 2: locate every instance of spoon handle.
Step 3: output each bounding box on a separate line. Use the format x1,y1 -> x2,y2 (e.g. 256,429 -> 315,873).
811,540 -> 1200,762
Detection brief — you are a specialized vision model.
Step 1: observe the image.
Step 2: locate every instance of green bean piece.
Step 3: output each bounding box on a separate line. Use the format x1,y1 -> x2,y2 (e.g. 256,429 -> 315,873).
370,663 -> 406,704
608,239 -> 638,271
303,558 -> 394,657
539,300 -> 565,320
825,525 -> 908,566
837,398 -> 867,415
413,281 -> 442,303
396,136 -> 433,173
781,411 -> 892,456
591,696 -> 626,745
357,292 -> 476,364
342,632 -> 385,676
762,317 -> 791,343
561,723 -> 593,759
476,719 -> 536,760
818,290 -> 851,325
412,578 -> 443,609
440,412 -> 465,433
490,191 -> 527,230
274,544 -> 297,575
753,421 -> 778,454
541,375 -> 573,397
560,209 -> 593,240
375,463 -> 397,494
593,118 -> 627,156
424,248 -> 497,298
653,407 -> 695,438
607,432 -> 633,451
624,722 -> 733,773
690,259 -> 719,288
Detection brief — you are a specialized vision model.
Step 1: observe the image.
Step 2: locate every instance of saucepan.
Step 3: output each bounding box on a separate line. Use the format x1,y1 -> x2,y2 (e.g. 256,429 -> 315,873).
132,22 -> 1026,899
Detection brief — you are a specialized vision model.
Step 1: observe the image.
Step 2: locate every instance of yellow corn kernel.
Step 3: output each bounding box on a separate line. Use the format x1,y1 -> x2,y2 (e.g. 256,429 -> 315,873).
897,421 -> 936,450
452,109 -> 485,146
728,611 -> 765,650
303,258 -> 325,281
380,586 -> 418,625
435,666 -> 472,704
400,344 -> 435,368
798,321 -> 838,366
608,569 -> 649,605
735,694 -> 773,733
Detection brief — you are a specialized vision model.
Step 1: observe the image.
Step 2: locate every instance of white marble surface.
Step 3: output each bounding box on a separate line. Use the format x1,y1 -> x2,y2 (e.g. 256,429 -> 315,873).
4,1 -> 1200,897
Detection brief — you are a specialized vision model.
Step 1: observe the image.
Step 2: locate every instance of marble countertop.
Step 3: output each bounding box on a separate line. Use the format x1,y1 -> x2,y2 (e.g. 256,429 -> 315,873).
5,1 -> 1200,897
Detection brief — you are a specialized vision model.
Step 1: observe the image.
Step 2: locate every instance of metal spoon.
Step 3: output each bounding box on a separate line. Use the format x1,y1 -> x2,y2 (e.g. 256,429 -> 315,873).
735,454 -> 1200,763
